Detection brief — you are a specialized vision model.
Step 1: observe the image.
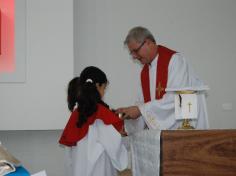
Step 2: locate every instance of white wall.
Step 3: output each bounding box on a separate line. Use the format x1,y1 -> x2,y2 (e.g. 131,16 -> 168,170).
74,0 -> 236,129
0,0 -> 73,175
0,1 -> 236,176
0,0 -> 74,130
2,0 -> 234,130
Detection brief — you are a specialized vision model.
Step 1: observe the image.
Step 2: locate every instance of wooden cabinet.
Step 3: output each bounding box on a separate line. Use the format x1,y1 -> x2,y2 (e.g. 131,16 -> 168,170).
161,130 -> 236,176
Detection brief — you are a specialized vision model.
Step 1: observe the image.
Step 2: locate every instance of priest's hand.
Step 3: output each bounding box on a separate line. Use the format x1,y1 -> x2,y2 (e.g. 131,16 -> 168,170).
116,106 -> 141,120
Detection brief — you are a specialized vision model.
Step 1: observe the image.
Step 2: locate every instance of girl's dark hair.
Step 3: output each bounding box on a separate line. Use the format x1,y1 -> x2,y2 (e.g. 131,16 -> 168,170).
67,66 -> 108,128
67,77 -> 80,112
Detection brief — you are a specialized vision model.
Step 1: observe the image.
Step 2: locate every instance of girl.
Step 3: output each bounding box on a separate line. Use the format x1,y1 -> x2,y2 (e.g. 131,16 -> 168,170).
59,66 -> 128,176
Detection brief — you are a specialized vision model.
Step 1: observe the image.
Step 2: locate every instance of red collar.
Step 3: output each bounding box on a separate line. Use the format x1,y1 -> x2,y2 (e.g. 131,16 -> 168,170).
59,104 -> 123,146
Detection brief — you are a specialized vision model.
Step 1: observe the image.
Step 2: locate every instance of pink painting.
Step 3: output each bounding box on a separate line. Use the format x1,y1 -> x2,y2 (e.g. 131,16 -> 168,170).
0,0 -> 15,73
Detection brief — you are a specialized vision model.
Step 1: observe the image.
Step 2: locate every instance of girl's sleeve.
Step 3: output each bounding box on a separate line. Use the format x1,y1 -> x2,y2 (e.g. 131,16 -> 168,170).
95,120 -> 128,171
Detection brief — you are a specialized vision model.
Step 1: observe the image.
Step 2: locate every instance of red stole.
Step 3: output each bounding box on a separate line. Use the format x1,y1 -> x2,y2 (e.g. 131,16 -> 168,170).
141,45 -> 176,102
59,104 -> 124,146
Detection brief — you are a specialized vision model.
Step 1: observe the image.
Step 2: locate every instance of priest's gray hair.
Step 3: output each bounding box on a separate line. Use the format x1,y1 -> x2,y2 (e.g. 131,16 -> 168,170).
124,26 -> 156,45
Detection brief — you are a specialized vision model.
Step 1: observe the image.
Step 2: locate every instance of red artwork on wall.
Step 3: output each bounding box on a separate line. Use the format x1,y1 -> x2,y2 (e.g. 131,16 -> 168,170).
0,9 -> 1,54
0,0 -> 15,73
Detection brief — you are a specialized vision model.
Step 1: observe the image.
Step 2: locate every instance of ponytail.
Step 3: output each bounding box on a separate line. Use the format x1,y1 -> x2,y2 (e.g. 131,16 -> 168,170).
67,77 -> 80,112
76,66 -> 108,127
77,80 -> 100,127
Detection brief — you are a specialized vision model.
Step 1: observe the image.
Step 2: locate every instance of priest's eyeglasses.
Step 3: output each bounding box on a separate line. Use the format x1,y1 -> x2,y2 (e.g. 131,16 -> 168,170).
130,41 -> 146,55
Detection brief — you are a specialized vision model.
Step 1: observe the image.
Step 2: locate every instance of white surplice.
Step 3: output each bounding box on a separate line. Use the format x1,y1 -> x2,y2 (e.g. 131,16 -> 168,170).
125,53 -> 209,133
64,119 -> 128,176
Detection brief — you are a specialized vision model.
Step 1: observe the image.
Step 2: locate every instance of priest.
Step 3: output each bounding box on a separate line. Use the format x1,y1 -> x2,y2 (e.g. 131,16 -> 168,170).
116,26 -> 209,133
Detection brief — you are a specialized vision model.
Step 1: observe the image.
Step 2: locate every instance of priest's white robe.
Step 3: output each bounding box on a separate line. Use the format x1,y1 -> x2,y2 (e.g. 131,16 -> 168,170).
64,119 -> 128,176
125,53 -> 209,133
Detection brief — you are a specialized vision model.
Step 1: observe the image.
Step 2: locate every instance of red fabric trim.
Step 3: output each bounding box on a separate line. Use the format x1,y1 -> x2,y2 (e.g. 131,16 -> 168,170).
59,104 -> 124,146
156,45 -> 176,99
141,45 -> 176,102
141,64 -> 151,102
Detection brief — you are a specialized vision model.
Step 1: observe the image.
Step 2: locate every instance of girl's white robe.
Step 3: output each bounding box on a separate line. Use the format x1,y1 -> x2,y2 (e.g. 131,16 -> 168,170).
64,119 -> 128,176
